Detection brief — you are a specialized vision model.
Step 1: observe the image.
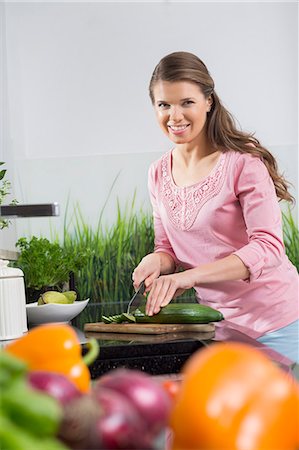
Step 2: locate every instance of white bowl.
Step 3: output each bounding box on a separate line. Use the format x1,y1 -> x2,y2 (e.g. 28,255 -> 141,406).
26,299 -> 90,324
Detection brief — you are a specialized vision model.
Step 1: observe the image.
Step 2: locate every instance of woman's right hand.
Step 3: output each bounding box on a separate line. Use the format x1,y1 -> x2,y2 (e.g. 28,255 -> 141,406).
132,253 -> 161,293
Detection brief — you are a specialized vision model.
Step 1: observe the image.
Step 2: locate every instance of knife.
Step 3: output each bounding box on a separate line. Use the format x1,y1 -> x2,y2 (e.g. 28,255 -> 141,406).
127,281 -> 146,314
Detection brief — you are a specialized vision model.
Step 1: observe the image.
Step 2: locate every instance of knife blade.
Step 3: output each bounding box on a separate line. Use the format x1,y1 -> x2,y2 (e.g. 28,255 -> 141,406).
127,281 -> 146,314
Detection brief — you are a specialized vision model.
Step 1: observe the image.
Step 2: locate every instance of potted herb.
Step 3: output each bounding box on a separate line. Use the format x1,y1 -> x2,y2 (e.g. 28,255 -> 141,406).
13,236 -> 88,303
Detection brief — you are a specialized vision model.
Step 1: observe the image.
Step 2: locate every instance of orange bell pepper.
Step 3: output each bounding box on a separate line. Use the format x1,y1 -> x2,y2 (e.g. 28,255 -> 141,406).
170,342 -> 299,450
5,324 -> 99,393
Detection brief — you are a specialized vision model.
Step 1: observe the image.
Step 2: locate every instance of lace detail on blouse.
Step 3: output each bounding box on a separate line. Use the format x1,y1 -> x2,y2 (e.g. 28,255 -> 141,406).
161,151 -> 227,230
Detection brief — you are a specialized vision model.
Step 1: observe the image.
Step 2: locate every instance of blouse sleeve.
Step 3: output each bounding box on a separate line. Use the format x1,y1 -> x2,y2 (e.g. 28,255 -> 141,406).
148,163 -> 179,266
232,153 -> 285,281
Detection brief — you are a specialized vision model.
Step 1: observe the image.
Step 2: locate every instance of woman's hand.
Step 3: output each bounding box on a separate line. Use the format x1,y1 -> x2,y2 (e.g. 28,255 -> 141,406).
141,254 -> 250,316
132,253 -> 161,293
145,270 -> 195,316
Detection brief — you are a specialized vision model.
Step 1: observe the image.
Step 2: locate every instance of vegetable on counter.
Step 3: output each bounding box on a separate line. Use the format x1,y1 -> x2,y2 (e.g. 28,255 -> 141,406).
95,368 -> 172,436
170,342 -> 299,450
37,290 -> 77,305
2,328 -> 173,450
2,325 -> 171,449
103,303 -> 224,324
57,395 -> 101,450
5,323 -> 99,393
28,371 -> 82,406
0,351 -> 66,450
58,387 -> 152,450
58,368 -> 172,450
94,387 -> 153,450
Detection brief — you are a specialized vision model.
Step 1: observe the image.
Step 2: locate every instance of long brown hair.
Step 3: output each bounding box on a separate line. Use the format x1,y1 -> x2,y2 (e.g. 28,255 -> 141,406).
149,51 -> 293,203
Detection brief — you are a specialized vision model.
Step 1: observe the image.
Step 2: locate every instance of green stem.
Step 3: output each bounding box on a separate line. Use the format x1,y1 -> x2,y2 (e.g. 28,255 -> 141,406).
82,338 -> 100,366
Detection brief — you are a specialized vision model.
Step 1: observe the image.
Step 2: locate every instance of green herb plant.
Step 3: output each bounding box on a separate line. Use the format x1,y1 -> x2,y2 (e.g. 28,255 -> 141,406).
14,236 -> 88,292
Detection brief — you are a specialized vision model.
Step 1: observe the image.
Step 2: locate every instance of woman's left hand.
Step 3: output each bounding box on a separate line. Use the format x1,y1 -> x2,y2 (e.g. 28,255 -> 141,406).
145,271 -> 195,316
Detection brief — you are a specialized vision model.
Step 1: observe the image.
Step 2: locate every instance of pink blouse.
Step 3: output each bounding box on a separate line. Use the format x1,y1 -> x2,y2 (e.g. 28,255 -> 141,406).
148,150 -> 299,339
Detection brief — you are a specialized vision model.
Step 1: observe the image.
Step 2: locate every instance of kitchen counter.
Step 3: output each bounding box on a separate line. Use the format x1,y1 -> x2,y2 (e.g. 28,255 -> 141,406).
86,336 -> 209,379
77,318 -> 296,380
2,310 -> 296,380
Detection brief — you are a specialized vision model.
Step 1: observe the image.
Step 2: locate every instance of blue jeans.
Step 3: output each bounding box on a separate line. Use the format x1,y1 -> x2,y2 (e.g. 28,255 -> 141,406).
257,320 -> 299,363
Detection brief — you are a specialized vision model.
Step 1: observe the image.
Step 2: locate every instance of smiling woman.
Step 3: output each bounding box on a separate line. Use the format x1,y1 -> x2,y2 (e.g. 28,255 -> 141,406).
153,81 -> 212,144
153,81 -> 218,188
132,51 -> 299,363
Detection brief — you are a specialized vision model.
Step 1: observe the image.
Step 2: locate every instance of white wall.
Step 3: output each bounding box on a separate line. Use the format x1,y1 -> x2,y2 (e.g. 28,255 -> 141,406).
1,1 -> 298,250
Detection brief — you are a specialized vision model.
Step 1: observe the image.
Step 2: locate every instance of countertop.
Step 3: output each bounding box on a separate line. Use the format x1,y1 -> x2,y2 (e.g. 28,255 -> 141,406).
77,318 -> 297,380
2,309 -> 296,380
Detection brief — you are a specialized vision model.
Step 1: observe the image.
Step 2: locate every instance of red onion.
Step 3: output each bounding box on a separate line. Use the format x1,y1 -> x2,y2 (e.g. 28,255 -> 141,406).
94,387 -> 153,449
94,369 -> 172,436
28,371 -> 82,406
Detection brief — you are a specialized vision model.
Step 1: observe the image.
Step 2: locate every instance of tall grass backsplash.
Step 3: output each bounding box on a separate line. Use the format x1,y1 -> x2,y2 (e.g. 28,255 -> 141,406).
63,195 -> 154,324
282,206 -> 299,273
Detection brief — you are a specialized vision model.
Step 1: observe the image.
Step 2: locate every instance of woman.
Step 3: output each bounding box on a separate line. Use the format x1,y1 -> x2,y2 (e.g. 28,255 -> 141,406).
132,51 -> 299,362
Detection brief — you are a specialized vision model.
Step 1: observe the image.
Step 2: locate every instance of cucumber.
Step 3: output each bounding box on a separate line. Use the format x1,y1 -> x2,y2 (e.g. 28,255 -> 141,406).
133,303 -> 224,324
102,303 -> 224,324
102,313 -> 136,324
